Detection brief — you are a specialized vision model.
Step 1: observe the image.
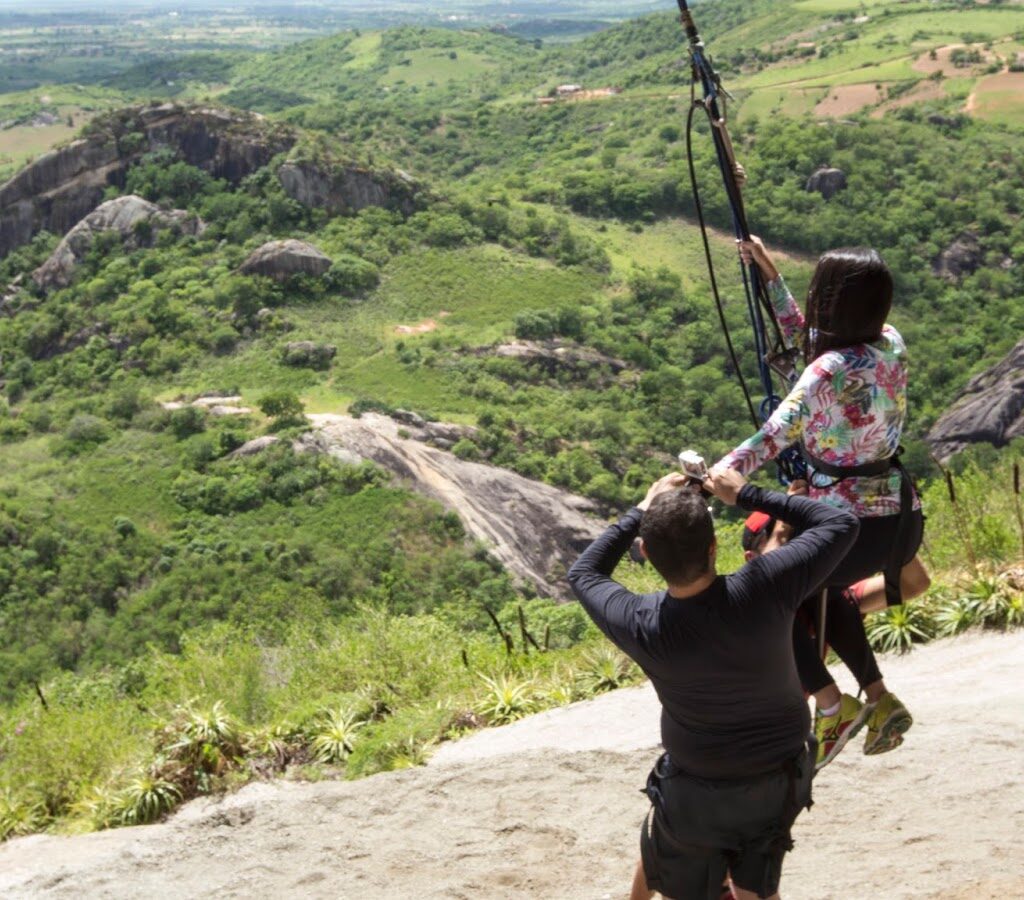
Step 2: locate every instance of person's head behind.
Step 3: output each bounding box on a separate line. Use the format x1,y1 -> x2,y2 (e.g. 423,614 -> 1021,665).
640,489 -> 715,586
805,247 -> 893,364
741,511 -> 790,562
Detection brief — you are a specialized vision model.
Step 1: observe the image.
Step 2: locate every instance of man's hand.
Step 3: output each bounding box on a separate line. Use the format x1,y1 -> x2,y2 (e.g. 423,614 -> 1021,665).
638,472 -> 691,511
787,479 -> 808,497
737,235 -> 780,282
702,467 -> 747,506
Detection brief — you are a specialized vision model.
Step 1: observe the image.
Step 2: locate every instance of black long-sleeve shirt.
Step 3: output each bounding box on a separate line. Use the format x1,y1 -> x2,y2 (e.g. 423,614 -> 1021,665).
567,484 -> 859,779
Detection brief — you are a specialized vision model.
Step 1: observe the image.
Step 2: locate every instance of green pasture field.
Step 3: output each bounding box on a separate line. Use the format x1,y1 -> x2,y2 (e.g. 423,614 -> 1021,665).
793,0 -> 933,12
735,7 -> 1024,91
166,244 -> 603,418
969,71 -> 1024,125
566,214 -> 815,295
344,31 -> 383,69
736,86 -> 825,120
378,47 -> 498,88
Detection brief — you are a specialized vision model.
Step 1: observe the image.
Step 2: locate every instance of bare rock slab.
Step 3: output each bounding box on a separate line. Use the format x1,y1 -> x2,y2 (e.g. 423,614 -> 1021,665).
238,239 -> 332,281
927,338 -> 1024,461
805,166 -> 847,199
301,412 -> 604,598
32,195 -> 203,291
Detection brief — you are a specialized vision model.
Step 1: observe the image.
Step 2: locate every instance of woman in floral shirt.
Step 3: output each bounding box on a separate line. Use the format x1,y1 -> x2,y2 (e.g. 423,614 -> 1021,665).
716,237 -> 928,767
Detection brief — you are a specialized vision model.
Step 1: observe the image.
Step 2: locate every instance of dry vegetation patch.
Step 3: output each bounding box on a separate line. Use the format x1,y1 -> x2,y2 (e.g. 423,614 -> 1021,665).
912,44 -> 994,76
815,83 -> 884,116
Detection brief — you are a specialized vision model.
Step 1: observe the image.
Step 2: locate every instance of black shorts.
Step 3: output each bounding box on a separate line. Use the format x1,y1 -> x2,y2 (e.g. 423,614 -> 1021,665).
825,508 -> 925,603
639,751 -> 811,900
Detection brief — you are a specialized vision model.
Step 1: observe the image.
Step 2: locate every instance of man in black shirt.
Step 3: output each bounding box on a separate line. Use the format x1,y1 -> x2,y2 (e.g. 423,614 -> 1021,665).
567,468 -> 859,900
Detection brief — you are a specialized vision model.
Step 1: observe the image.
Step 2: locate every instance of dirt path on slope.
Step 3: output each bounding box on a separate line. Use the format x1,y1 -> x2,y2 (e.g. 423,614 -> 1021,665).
1,631 -> 1022,899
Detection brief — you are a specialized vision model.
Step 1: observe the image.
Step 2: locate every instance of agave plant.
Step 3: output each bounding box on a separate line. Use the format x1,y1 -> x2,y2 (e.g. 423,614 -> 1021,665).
310,708 -> 363,764
165,700 -> 242,772
866,603 -> 934,654
113,774 -> 182,826
934,596 -> 981,637
0,790 -> 44,842
474,673 -> 536,726
578,645 -> 639,695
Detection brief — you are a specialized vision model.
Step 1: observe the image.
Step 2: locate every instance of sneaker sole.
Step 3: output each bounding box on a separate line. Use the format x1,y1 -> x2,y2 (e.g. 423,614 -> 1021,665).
817,704 -> 872,771
864,708 -> 913,755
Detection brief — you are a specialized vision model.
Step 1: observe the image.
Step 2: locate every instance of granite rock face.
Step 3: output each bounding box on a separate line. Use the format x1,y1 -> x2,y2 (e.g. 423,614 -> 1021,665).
805,166 -> 847,199
299,412 -> 604,599
238,239 -> 332,281
0,104 -> 294,259
927,339 -> 1024,461
278,160 -> 420,217
32,195 -> 203,291
0,104 -> 425,261
933,231 -> 983,281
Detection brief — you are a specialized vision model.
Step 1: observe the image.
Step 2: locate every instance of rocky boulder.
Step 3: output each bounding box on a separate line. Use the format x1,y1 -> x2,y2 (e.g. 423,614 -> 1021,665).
278,159 -> 420,217
475,340 -> 628,385
0,104 -> 295,259
933,231 -> 982,281
238,239 -> 332,282
300,412 -> 603,599
280,340 -> 337,370
32,195 -> 203,291
927,339 -> 1024,461
805,166 -> 847,199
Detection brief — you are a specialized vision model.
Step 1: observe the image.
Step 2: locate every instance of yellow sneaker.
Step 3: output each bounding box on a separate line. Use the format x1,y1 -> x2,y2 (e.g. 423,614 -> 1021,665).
863,692 -> 913,755
814,693 -> 870,771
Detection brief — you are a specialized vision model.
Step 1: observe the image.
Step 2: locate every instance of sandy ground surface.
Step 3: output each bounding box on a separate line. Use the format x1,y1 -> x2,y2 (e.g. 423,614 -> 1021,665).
814,84 -> 882,118
1,631 -> 1022,899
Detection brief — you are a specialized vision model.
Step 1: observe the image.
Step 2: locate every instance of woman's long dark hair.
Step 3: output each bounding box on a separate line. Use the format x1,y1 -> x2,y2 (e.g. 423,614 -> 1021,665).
804,247 -> 893,364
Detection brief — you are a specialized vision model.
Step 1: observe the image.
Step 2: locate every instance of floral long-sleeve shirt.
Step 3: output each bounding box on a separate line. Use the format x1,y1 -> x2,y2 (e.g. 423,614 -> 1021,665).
717,275 -> 912,518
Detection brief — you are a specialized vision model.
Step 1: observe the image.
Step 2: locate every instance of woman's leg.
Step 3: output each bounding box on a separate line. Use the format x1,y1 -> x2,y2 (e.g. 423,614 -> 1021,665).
824,589 -> 886,702
792,605 -> 835,701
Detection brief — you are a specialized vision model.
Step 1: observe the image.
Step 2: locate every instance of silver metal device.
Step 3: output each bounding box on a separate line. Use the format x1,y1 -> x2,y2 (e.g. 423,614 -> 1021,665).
677,450 -> 708,483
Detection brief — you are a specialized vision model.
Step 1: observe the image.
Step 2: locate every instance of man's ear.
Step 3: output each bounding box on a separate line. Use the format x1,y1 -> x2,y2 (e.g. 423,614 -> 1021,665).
708,538 -> 717,564
743,550 -> 754,563
638,538 -> 649,561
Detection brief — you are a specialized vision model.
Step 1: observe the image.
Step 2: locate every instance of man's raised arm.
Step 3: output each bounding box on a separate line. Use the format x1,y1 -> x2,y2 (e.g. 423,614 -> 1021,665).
568,473 -> 688,649
706,467 -> 859,608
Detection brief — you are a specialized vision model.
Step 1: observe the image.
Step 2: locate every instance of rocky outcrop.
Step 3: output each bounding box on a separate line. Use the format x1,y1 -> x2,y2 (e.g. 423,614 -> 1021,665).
278,160 -> 420,217
933,231 -> 982,281
927,339 -> 1024,461
805,166 -> 847,199
1,104 -> 427,260
32,195 -> 203,291
0,104 -> 294,259
238,239 -> 332,281
390,409 -> 476,451
299,412 -> 603,598
474,341 -> 628,385
161,395 -> 253,417
280,340 -> 337,370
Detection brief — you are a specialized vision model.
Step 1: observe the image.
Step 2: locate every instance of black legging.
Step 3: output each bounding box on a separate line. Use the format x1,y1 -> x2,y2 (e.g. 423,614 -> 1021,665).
794,509 -> 925,695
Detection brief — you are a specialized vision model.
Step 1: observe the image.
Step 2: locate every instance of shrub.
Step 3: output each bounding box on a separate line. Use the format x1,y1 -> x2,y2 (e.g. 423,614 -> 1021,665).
309,708 -> 363,763
169,406 -> 206,440
325,255 -> 380,295
258,391 -> 304,420
280,342 -> 336,370
62,414 -> 110,452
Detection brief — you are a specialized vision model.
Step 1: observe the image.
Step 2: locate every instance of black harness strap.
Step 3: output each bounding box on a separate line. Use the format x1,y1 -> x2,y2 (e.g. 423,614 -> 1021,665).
801,445 -> 915,606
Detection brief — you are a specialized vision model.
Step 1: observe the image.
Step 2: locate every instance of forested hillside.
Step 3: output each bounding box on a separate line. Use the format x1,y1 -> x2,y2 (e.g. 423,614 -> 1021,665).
1,0 -> 1023,840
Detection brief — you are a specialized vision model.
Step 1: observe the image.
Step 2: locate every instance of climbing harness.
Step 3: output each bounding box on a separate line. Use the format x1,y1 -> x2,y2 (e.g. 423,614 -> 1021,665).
801,443 -> 917,607
674,0 -> 805,485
